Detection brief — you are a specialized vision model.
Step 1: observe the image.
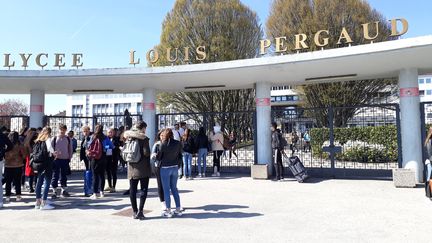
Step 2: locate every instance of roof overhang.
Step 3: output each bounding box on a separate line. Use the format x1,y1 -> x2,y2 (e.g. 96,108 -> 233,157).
1,35 -> 432,94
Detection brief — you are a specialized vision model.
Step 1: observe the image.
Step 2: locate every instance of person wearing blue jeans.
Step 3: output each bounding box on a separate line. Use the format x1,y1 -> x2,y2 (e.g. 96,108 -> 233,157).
183,152 -> 193,179
157,128 -> 183,218
181,128 -> 194,180
161,166 -> 181,216
194,127 -> 209,177
197,148 -> 207,177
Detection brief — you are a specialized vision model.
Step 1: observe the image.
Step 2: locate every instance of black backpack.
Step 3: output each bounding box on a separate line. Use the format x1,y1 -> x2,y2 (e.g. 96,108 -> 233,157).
30,141 -> 49,171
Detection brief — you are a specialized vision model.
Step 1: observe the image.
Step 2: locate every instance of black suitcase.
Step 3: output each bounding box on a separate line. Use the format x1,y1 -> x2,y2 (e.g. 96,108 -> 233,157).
285,155 -> 309,183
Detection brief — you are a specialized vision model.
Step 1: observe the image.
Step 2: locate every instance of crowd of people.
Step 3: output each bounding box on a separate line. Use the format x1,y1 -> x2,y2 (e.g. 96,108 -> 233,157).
0,121 -> 238,219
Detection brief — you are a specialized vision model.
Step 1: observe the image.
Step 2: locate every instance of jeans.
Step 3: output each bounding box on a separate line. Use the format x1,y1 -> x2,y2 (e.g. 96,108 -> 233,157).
426,163 -> 432,181
183,152 -> 193,177
129,178 -> 149,213
0,160 -> 4,206
51,159 -> 69,189
36,168 -> 53,201
4,167 -> 22,196
160,166 -> 181,209
197,148 -> 208,174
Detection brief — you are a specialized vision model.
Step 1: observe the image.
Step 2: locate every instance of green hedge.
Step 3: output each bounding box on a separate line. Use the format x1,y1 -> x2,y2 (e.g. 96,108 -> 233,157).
310,125 -> 398,163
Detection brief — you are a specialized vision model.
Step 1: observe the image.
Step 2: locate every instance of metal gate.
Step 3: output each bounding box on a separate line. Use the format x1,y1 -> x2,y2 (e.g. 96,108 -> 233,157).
44,113 -> 142,171
272,104 -> 401,178
0,115 -> 29,132
156,111 -> 256,173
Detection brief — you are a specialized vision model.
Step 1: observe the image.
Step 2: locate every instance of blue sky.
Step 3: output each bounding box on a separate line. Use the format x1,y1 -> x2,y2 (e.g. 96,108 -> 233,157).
0,0 -> 431,115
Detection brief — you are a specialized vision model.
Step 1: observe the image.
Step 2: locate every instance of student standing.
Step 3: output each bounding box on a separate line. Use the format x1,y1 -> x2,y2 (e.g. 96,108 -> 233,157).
4,132 -> 26,203
123,121 -> 152,220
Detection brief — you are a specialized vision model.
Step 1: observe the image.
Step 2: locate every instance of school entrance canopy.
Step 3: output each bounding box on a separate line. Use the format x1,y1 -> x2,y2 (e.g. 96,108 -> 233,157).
1,35 -> 432,182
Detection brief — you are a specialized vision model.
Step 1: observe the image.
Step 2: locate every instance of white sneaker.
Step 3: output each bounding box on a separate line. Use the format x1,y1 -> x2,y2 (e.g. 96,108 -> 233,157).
161,202 -> 166,211
216,172 -> 220,177
99,192 -> 104,198
34,204 -> 41,210
212,173 -> 217,177
16,195 -> 22,202
174,209 -> 183,216
161,210 -> 173,218
40,203 -> 55,210
198,173 -> 202,178
90,194 -> 98,200
5,197 -> 10,203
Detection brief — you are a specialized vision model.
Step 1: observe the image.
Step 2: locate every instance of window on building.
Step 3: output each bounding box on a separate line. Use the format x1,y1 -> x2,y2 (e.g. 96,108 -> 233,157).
419,79 -> 425,84
420,90 -> 425,96
271,97 -> 276,102
427,90 -> 432,95
427,78 -> 432,84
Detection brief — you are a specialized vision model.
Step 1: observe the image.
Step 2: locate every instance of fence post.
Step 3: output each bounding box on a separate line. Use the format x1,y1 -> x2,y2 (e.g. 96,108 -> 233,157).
253,111 -> 258,165
396,104 -> 404,169
328,106 -> 336,177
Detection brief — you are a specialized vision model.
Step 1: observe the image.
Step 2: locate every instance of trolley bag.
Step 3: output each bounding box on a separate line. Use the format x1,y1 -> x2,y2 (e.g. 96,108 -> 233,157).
84,170 -> 93,196
287,155 -> 309,183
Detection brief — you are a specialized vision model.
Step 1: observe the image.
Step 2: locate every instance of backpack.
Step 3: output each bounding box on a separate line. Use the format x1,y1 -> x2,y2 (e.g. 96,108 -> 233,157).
30,141 -> 49,171
121,138 -> 141,163
88,138 -> 103,160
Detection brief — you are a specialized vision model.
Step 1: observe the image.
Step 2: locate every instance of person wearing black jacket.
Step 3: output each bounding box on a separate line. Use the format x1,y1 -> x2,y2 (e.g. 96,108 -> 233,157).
182,129 -> 195,180
271,122 -> 284,181
194,127 -> 209,177
156,128 -> 183,218
0,130 -> 14,208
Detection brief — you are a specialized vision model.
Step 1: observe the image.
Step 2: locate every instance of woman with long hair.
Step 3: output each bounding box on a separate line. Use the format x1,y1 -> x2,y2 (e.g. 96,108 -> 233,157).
182,128 -> 195,180
4,131 -> 26,203
194,127 -> 209,177
156,128 -> 183,218
86,124 -> 107,199
24,129 -> 38,192
34,126 -> 55,210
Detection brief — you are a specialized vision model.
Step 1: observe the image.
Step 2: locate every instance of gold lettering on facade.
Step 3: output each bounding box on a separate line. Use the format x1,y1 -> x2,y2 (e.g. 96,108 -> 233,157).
314,30 -> 330,47
19,54 -> 32,68
183,47 -> 190,62
72,53 -> 83,68
295,34 -> 309,50
390,18 -> 409,37
3,54 -> 15,68
196,46 -> 206,61
167,48 -> 179,62
36,53 -> 48,68
337,27 -> 354,45
260,39 -> 271,55
362,21 -> 380,41
54,53 -> 66,68
129,49 -> 140,65
275,37 -> 288,53
146,49 -> 160,64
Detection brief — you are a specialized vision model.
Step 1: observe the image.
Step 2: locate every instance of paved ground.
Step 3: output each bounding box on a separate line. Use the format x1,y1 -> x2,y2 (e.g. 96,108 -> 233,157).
0,173 -> 431,243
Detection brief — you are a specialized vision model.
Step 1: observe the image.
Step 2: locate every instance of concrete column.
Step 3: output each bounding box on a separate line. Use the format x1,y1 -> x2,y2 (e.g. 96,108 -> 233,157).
255,82 -> 272,170
30,90 -> 45,128
399,68 -> 423,182
142,88 -> 156,147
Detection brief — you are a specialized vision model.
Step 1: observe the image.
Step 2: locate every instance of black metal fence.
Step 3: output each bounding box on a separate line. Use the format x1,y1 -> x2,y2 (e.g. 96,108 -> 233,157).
156,111 -> 257,173
0,115 -> 29,132
420,101 -> 432,180
44,113 -> 142,171
272,104 -> 401,178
